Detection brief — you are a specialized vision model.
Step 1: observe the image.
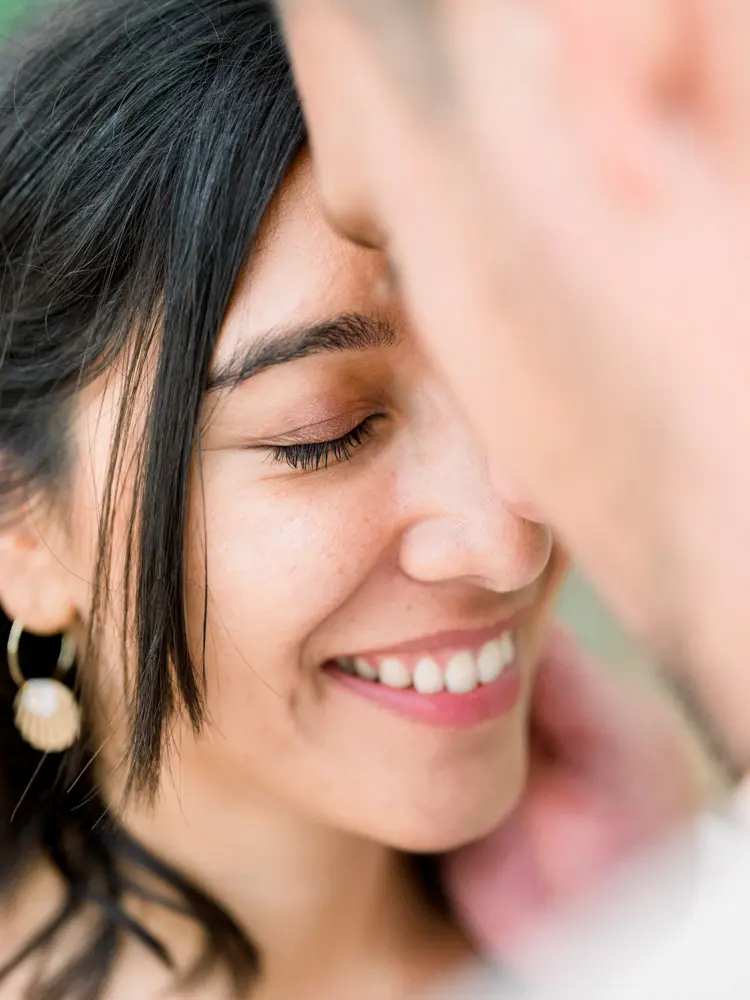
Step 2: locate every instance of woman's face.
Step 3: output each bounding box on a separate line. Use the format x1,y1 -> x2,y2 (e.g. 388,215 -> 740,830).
61,154 -> 566,853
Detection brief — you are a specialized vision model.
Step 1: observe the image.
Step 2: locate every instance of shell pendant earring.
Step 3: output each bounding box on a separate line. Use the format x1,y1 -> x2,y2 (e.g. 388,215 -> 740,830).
8,620 -> 81,753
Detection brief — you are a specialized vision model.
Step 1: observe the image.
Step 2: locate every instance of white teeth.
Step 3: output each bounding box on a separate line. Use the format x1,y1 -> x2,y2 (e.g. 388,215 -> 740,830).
500,631 -> 515,665
378,657 -> 411,689
477,639 -> 506,684
413,657 -> 444,695
445,651 -> 479,694
353,657 -> 378,680
336,633 -> 515,694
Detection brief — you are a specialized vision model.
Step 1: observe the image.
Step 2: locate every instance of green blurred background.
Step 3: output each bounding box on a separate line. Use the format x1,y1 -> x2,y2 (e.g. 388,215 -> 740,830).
0,0 -> 25,28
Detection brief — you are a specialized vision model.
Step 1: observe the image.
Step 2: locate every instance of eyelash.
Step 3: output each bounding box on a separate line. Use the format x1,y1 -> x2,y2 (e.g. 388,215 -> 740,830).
269,416 -> 380,472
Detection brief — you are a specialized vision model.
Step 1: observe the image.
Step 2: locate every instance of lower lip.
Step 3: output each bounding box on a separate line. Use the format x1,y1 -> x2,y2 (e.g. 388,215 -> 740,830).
325,664 -> 523,728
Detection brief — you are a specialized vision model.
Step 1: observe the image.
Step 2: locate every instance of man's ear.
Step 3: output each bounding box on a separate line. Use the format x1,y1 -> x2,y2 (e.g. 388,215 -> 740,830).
686,0 -> 750,158
552,0 -> 685,97
548,0 -> 750,183
541,0 -> 688,195
0,499 -> 79,636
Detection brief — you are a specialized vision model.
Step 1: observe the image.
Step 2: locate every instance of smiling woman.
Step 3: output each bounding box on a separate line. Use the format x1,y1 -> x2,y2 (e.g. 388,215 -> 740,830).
0,2 -> 566,999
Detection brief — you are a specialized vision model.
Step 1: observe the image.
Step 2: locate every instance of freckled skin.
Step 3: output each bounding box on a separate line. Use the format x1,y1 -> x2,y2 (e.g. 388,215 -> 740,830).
50,153 -> 566,863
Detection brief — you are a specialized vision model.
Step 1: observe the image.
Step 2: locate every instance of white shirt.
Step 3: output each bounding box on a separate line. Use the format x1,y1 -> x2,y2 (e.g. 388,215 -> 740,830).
437,794 -> 750,999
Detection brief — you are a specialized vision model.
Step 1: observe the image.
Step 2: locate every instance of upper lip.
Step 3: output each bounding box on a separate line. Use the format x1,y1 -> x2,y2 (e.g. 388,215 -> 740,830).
331,611 -> 530,661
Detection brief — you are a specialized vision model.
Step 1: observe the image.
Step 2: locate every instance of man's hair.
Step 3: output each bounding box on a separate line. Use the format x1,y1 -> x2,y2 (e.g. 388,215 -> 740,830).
276,0 -> 451,111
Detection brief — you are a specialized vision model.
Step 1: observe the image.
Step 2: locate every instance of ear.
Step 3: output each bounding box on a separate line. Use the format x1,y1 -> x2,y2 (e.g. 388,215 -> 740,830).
549,0 -> 750,185
686,0 -> 750,154
0,499 -> 79,636
552,0 -> 684,94
546,0 -> 689,194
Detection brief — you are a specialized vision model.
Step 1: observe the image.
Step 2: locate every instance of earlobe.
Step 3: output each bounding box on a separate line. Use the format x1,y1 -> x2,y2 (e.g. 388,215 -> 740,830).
0,508 -> 79,637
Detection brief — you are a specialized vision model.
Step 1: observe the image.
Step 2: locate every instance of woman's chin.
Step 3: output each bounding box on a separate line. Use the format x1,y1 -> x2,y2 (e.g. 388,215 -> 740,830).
398,803 -> 522,856
375,753 -> 529,856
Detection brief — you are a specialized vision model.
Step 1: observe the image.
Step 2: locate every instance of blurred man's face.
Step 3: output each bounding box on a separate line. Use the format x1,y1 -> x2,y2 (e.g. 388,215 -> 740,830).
279,2 -> 603,521
279,0 -> 750,768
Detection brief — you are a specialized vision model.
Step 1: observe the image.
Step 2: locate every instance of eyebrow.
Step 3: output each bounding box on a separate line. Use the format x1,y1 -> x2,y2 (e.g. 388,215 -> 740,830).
207,312 -> 398,392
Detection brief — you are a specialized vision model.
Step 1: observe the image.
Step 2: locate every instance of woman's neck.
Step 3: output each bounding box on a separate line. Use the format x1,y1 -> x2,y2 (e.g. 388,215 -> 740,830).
114,769 -> 468,995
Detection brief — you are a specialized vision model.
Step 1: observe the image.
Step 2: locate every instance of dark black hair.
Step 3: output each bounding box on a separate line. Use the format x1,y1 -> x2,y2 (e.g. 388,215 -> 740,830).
0,1 -> 306,996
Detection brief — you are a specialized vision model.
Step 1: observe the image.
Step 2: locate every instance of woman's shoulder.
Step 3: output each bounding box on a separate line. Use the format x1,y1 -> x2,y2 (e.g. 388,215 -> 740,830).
0,859 -> 67,999
0,857 -> 230,1000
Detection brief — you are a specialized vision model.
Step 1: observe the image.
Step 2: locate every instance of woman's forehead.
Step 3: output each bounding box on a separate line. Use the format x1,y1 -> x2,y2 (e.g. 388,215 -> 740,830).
220,151 -> 386,360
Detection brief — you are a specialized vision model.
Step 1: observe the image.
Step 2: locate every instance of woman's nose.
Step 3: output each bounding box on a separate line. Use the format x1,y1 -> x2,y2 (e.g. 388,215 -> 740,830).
397,436 -> 552,593
400,510 -> 552,593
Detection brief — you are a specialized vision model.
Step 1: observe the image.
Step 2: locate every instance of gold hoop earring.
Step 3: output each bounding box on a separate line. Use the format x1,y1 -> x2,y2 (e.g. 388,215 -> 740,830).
8,620 -> 81,753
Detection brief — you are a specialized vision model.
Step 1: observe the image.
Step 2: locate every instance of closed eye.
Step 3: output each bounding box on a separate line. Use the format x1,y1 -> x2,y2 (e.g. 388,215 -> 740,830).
269,415 -> 381,472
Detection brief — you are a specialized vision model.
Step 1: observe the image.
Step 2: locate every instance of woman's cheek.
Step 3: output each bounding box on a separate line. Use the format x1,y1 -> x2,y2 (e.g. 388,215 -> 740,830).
189,460 -> 394,673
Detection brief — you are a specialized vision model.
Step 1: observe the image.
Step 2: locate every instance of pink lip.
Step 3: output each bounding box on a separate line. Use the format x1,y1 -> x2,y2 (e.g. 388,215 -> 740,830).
335,613 -> 529,660
326,664 -> 523,728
